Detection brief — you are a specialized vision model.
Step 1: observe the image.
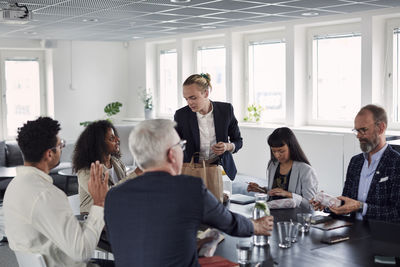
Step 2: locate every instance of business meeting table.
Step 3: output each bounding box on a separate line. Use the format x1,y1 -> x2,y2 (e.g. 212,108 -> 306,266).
98,201 -> 400,267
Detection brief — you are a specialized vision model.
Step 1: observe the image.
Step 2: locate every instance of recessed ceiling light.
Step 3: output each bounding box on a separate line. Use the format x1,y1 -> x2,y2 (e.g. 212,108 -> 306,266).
201,25 -> 217,29
132,36 -> 143,39
170,0 -> 191,3
201,26 -> 216,29
301,12 -> 319,17
82,18 -> 98,22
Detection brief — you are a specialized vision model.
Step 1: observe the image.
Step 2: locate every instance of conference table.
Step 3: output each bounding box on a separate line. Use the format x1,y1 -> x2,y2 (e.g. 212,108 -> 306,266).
98,201 -> 400,267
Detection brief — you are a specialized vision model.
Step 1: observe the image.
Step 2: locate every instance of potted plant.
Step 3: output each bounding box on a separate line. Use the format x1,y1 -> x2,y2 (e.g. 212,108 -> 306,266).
243,104 -> 263,123
140,89 -> 154,120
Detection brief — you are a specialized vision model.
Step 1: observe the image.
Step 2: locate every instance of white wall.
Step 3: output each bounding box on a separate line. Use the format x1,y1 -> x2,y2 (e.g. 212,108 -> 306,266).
52,40 -> 129,141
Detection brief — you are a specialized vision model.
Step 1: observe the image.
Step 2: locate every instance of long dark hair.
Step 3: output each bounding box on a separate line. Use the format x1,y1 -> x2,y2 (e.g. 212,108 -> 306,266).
267,127 -> 310,166
72,120 -> 120,172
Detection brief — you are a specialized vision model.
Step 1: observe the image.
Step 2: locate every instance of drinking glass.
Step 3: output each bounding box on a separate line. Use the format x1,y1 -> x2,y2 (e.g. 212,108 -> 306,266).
290,222 -> 300,242
297,213 -> 312,233
236,241 -> 253,264
277,222 -> 292,248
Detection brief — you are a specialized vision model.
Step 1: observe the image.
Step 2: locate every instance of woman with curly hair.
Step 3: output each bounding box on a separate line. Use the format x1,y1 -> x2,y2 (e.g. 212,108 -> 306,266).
73,120 -> 126,214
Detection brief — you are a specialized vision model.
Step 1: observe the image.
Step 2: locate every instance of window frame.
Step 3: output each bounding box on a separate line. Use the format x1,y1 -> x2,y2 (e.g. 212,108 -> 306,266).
244,31 -> 286,123
156,42 -> 178,117
193,38 -> 227,102
307,22 -> 361,127
385,18 -> 400,129
0,50 -> 47,140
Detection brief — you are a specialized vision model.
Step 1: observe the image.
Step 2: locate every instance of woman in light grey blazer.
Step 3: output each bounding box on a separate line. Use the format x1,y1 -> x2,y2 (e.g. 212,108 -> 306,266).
247,127 -> 318,209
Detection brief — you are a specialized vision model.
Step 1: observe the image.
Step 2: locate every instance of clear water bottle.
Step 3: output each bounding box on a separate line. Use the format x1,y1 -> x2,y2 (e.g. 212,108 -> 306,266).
253,193 -> 270,246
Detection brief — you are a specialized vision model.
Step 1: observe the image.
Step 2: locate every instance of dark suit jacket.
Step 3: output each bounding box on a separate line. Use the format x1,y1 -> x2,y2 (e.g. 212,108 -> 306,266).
104,171 -> 253,267
342,145 -> 400,222
174,101 -> 243,180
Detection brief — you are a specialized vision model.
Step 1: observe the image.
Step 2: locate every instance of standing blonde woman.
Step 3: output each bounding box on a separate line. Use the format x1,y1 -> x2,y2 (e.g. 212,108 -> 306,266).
174,73 -> 242,180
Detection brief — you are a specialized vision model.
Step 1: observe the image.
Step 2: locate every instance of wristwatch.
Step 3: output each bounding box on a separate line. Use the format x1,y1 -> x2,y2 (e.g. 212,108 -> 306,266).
358,201 -> 364,212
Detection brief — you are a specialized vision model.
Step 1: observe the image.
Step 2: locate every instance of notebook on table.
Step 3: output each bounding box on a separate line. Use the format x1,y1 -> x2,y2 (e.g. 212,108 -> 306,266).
229,194 -> 255,205
311,219 -> 352,231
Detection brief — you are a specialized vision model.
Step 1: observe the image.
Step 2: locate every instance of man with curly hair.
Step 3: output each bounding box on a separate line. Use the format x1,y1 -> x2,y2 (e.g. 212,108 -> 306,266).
3,117 -> 112,267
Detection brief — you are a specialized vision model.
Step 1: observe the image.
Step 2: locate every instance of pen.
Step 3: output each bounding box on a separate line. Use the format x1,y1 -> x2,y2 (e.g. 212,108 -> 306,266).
245,182 -> 267,193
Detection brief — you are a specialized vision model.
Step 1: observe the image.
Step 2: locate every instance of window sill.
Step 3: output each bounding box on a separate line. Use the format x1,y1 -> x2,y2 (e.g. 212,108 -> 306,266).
239,122 -> 400,137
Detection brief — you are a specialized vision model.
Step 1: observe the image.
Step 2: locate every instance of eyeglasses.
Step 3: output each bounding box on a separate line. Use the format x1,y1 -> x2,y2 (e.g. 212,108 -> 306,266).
51,139 -> 66,151
352,127 -> 369,136
171,139 -> 186,152
352,122 -> 381,136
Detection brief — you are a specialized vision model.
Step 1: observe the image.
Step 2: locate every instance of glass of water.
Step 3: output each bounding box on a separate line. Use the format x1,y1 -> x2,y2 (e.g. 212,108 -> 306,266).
297,213 -> 312,233
277,222 -> 292,248
236,241 -> 253,264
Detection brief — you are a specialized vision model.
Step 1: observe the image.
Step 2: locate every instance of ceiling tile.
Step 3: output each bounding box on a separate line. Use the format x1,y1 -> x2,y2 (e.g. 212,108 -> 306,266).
322,2 -> 385,12
161,7 -> 222,16
196,0 -> 266,10
33,6 -> 98,16
370,0 -> 400,7
114,2 -> 180,13
243,5 -> 305,14
284,0 -> 348,8
175,16 -> 225,24
251,14 -> 300,22
205,11 -> 264,19
135,13 -> 188,21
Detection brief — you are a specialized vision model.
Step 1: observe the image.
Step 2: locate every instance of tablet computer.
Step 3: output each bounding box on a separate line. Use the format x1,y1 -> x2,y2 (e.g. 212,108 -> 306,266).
229,194 -> 255,205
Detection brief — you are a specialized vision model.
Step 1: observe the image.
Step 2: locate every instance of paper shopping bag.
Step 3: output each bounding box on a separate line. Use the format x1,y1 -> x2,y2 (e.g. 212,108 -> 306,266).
182,158 -> 223,202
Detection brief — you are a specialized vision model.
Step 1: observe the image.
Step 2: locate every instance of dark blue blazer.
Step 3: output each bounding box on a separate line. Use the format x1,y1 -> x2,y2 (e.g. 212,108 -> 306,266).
174,101 -> 242,180
342,145 -> 400,222
104,171 -> 253,267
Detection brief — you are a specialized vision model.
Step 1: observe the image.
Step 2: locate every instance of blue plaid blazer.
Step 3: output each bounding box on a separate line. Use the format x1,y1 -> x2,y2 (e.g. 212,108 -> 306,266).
342,145 -> 400,222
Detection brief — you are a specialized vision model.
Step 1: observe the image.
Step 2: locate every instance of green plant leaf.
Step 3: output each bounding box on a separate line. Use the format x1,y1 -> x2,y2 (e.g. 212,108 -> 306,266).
104,102 -> 123,117
80,121 -> 92,127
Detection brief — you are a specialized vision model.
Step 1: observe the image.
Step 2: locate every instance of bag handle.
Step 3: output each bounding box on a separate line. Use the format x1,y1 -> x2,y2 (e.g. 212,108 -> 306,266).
201,159 -> 207,187
189,152 -> 201,166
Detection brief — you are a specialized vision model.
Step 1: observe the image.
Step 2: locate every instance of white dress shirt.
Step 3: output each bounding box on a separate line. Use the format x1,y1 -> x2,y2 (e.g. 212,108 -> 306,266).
4,166 -> 104,267
356,143 -> 388,220
197,107 -> 217,161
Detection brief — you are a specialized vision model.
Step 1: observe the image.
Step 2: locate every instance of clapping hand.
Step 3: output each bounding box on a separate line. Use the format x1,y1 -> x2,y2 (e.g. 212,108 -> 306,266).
88,161 -> 109,207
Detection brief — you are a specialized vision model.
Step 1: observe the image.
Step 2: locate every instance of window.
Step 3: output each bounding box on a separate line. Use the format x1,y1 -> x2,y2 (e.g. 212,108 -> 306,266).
248,40 -> 286,122
0,51 -> 46,139
196,45 -> 226,101
158,47 -> 177,115
393,28 -> 400,122
311,33 -> 361,122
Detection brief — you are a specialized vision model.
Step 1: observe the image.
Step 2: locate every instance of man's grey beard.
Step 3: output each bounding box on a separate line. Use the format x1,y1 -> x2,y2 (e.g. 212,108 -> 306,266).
359,135 -> 380,153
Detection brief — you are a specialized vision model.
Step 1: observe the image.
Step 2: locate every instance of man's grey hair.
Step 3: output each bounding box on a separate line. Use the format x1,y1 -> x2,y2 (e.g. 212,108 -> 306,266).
358,104 -> 387,126
129,119 -> 178,169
